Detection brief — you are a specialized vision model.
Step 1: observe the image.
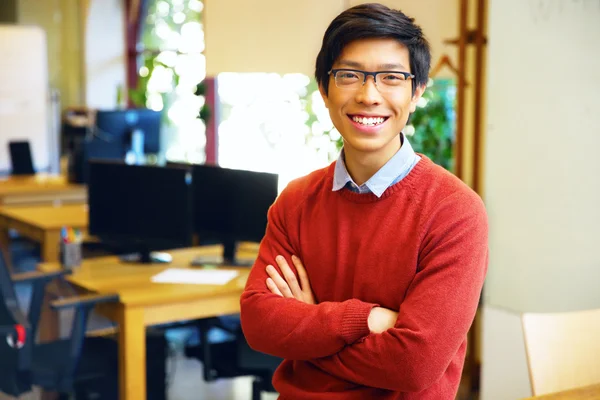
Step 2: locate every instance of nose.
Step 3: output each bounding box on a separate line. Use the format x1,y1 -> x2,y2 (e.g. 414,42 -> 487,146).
354,75 -> 382,105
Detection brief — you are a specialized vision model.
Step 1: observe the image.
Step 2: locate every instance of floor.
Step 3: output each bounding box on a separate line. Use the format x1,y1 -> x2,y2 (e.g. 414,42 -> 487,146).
1,354 -> 278,400
2,238 -> 475,400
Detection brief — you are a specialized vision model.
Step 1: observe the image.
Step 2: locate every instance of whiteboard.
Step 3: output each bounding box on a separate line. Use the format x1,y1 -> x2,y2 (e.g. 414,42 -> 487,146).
483,0 -> 600,312
0,25 -> 50,173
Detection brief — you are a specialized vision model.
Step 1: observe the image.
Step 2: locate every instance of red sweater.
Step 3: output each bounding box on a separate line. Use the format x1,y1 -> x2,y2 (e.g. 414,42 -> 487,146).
240,156 -> 488,400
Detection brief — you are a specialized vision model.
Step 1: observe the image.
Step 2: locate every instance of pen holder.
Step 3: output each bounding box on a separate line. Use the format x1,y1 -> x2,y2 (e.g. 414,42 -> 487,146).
60,242 -> 82,270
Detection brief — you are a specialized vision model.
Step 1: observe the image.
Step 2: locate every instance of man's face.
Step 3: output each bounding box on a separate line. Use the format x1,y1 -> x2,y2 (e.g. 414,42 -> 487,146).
320,38 -> 425,161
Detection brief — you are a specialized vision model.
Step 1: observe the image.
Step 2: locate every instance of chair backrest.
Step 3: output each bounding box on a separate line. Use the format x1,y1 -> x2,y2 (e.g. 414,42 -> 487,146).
9,141 -> 35,175
0,249 -> 32,396
522,308 -> 600,396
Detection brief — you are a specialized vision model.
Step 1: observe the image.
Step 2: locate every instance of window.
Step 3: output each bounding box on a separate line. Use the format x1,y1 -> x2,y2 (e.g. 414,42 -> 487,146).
217,73 -> 340,192
130,0 -> 207,163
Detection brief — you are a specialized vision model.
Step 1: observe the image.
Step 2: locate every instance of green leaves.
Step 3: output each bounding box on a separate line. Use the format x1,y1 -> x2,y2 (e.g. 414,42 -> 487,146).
408,79 -> 455,171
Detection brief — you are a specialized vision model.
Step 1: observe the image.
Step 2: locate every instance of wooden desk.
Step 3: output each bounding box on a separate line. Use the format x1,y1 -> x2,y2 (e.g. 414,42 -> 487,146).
0,174 -> 86,206
524,383 -> 600,399
38,245 -> 255,400
0,204 -> 88,263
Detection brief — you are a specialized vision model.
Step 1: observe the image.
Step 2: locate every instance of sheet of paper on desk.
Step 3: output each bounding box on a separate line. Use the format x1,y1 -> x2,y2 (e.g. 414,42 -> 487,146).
151,268 -> 239,285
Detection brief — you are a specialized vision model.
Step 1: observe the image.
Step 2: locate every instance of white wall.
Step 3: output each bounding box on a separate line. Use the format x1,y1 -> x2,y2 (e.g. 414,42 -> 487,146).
205,0 -> 345,76
0,26 -> 50,172
85,0 -> 125,109
481,1 -> 600,398
480,306 -> 531,400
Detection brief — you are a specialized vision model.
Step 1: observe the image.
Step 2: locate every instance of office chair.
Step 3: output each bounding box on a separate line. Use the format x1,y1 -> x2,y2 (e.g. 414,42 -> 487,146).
8,141 -> 36,175
185,315 -> 281,400
0,251 -> 32,396
0,248 -> 120,399
522,308 -> 600,396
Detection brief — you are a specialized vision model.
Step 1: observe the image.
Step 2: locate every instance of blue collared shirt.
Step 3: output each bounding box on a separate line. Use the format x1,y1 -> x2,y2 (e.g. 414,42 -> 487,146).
332,133 -> 421,197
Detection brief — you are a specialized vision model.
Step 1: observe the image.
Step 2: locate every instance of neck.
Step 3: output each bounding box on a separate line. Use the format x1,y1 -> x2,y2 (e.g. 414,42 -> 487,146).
344,136 -> 402,186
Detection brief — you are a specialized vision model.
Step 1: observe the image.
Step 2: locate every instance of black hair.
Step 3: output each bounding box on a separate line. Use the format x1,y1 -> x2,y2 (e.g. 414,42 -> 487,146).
315,3 -> 431,96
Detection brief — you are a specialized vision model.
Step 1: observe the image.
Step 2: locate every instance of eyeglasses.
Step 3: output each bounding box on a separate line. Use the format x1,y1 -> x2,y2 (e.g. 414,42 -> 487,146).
328,69 -> 415,92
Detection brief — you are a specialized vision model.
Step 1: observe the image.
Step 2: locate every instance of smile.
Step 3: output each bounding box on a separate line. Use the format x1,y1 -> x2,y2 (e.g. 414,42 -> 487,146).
348,115 -> 389,127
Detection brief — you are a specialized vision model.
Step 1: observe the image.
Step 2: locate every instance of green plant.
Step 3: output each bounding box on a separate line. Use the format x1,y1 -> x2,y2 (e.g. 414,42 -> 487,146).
128,55 -> 157,109
128,0 -> 209,125
408,79 -> 455,171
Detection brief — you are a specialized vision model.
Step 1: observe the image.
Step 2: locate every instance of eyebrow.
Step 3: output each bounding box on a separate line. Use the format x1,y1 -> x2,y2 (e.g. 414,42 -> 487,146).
336,60 -> 409,70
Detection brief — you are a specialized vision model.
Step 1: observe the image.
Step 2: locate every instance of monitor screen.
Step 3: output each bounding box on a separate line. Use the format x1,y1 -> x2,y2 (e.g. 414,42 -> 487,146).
95,109 -> 161,154
88,161 -> 194,259
68,109 -> 161,185
8,141 -> 35,175
192,164 -> 278,244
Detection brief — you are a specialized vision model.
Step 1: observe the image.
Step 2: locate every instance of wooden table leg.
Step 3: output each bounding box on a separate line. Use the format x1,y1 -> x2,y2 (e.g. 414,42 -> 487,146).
42,230 -> 61,263
118,306 -> 146,400
0,224 -> 13,272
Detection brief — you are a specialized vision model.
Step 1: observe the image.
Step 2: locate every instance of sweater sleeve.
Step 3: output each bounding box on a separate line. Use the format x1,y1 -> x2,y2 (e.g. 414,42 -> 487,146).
240,186 -> 377,360
307,191 -> 488,392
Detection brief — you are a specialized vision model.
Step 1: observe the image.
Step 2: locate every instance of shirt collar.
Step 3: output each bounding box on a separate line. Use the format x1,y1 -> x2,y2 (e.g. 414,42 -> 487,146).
332,133 -> 417,197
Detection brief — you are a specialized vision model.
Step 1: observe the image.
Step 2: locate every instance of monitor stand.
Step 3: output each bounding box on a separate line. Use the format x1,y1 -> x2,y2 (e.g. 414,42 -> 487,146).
190,239 -> 254,267
120,249 -> 172,264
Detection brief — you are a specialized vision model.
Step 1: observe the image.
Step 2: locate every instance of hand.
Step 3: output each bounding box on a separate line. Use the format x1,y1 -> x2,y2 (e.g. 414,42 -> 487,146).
367,307 -> 399,334
266,255 -> 316,305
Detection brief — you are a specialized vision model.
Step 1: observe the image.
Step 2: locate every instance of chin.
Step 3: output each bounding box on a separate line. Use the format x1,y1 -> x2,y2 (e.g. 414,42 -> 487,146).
345,138 -> 392,154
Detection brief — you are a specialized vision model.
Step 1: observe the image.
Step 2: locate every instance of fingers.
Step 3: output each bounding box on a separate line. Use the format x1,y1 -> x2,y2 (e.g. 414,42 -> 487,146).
275,255 -> 303,298
292,255 -> 311,292
266,264 -> 293,298
266,277 -> 283,296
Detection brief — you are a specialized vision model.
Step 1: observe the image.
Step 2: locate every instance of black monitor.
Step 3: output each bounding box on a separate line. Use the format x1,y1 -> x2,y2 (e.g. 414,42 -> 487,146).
95,109 -> 161,155
67,136 -> 126,185
8,141 -> 35,175
68,109 -> 161,184
191,164 -> 278,265
88,160 -> 194,263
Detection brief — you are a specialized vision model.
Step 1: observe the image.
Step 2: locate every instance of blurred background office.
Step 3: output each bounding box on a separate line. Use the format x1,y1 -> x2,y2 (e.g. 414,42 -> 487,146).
0,0 -> 599,400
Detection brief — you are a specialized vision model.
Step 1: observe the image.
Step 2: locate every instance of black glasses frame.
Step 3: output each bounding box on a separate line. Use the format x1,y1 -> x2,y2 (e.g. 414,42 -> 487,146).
328,68 -> 415,87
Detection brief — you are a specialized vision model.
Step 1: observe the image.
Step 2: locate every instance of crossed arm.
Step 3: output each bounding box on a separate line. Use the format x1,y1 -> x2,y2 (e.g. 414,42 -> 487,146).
266,255 -> 398,335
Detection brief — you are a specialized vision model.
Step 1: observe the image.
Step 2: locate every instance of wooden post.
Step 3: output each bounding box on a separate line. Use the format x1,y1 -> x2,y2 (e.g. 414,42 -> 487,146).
204,77 -> 219,165
124,0 -> 145,107
455,0 -> 469,180
472,0 -> 488,195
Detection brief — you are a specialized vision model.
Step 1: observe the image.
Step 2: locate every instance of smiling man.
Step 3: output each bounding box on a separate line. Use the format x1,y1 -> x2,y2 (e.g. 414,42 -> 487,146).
240,3 -> 488,399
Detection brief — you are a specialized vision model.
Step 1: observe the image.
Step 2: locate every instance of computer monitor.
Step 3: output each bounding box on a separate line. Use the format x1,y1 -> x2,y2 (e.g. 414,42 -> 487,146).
88,160 -> 194,263
8,141 -> 35,175
68,109 -> 161,184
68,135 -> 127,184
95,109 -> 161,155
191,164 -> 279,265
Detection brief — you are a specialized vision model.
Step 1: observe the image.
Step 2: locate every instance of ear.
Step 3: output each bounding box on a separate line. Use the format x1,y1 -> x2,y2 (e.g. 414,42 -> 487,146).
318,83 -> 330,109
408,84 -> 426,113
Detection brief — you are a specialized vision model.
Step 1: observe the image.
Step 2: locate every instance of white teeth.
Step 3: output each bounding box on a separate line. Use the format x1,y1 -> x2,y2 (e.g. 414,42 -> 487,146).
352,116 -> 386,126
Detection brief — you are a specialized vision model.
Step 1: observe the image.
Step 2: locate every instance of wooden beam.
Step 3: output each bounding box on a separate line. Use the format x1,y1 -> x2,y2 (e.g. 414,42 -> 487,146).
124,0 -> 145,106
454,0 -> 468,181
472,0 -> 488,195
204,78 -> 219,165
129,0 -> 140,24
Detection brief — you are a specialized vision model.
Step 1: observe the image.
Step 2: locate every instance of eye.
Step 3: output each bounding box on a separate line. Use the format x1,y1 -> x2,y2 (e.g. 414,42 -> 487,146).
380,73 -> 407,86
338,71 -> 359,79
382,73 -> 406,81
